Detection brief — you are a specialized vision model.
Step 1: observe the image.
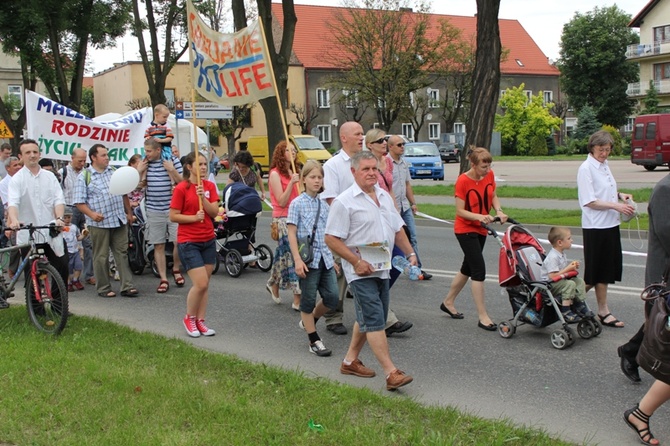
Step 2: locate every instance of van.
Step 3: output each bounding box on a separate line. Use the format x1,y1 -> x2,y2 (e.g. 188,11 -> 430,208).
630,114 -> 670,171
247,135 -> 332,175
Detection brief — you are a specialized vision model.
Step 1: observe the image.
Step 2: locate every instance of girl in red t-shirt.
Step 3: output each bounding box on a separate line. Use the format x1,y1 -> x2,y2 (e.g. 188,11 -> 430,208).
169,152 -> 220,338
440,147 -> 507,331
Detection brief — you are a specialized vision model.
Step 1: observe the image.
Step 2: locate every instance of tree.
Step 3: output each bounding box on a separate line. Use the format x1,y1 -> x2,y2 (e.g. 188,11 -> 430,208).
218,105 -> 253,160
288,103 -> 319,135
642,80 -> 660,115
573,105 -> 601,141
558,6 -> 639,127
399,92 -> 432,140
80,87 -> 95,118
462,0 -> 501,173
326,0 -> 441,131
495,85 -> 562,156
232,0 -> 296,153
0,0 -> 131,147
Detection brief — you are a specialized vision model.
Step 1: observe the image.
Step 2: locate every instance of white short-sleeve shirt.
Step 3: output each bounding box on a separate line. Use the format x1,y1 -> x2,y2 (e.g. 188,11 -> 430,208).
325,183 -> 404,282
322,150 -> 354,201
577,155 -> 619,229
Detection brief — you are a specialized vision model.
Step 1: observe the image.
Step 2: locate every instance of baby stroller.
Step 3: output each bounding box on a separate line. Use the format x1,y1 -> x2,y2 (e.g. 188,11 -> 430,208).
127,200 -> 177,277
484,218 -> 602,349
216,182 -> 273,277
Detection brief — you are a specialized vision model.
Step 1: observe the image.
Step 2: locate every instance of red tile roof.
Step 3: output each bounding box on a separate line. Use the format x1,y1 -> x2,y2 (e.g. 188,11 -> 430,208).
271,3 -> 558,76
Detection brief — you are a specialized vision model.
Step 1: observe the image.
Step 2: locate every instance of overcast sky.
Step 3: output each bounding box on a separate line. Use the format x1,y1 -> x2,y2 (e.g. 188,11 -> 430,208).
87,0 -> 645,74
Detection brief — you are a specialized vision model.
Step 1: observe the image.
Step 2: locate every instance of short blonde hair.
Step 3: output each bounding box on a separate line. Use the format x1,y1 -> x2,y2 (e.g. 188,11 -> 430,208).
547,226 -> 570,246
154,104 -> 169,115
365,128 -> 386,147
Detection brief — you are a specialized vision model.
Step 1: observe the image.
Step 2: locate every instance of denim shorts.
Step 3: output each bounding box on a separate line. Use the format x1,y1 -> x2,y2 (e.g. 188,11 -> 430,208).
68,251 -> 82,274
177,238 -> 216,272
299,260 -> 338,313
349,278 -> 389,333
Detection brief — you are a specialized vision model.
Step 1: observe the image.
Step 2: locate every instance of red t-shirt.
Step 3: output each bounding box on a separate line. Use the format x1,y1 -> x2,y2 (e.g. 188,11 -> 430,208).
170,180 -> 219,243
453,170 -> 496,236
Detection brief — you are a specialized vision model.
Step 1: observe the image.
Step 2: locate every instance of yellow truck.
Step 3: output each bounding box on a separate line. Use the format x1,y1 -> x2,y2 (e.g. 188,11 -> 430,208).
247,135 -> 332,175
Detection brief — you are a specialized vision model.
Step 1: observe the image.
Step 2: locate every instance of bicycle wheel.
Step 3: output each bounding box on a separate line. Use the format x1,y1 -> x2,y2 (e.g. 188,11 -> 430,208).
26,261 -> 69,335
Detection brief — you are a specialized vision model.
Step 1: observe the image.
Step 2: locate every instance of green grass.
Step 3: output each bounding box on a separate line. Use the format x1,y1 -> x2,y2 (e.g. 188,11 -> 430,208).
412,185 -> 653,202
417,204 -> 649,230
0,307 -> 575,446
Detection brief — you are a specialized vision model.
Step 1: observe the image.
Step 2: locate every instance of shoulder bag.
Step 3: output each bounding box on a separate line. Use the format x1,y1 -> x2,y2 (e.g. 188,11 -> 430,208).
637,265 -> 670,385
297,199 -> 321,264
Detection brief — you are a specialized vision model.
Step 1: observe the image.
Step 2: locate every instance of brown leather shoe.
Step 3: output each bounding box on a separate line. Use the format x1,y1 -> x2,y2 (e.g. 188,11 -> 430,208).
85,277 -> 96,285
340,359 -> 376,378
386,369 -> 413,391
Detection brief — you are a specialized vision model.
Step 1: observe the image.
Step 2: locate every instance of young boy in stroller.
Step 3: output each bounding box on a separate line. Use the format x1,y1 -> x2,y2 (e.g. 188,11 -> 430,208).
541,226 -> 594,323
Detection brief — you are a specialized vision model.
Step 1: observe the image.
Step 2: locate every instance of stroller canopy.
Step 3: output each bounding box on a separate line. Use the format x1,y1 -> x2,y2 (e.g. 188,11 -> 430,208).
223,182 -> 263,217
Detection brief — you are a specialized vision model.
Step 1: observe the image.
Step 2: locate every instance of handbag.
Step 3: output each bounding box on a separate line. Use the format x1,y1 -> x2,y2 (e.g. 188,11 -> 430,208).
297,199 -> 321,264
637,266 -> 670,384
270,221 -> 279,241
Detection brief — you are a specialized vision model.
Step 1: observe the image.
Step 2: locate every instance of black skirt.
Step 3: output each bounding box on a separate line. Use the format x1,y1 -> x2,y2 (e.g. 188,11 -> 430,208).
583,226 -> 623,285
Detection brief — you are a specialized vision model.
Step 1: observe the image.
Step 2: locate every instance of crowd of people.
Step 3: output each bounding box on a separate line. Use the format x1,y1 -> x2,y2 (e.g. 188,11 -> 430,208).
0,118 -> 668,439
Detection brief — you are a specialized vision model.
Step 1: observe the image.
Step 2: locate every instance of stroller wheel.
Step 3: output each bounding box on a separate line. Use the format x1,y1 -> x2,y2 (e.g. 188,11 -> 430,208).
577,319 -> 595,339
550,329 -> 573,350
225,249 -> 243,278
212,253 -> 220,275
497,321 -> 515,339
254,244 -> 273,272
592,317 -> 603,337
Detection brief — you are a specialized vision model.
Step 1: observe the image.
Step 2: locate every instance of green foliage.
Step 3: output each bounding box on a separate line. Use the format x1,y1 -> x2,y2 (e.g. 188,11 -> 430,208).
573,105 -> 601,141
642,80 -> 660,115
80,87 -> 95,118
568,137 -> 588,154
558,6 -> 639,127
601,124 -> 623,155
495,84 -> 562,155
529,135 -> 548,156
1,94 -> 21,117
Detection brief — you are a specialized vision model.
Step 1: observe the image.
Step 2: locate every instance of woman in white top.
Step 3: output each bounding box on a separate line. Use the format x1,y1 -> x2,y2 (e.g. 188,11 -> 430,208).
577,130 -> 636,328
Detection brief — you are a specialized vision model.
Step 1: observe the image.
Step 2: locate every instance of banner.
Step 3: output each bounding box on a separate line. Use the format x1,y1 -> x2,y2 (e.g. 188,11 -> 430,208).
26,91 -> 152,165
187,0 -> 276,106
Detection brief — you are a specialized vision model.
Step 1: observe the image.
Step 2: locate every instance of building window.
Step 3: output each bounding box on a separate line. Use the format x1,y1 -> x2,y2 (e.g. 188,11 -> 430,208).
8,85 -> 23,107
428,89 -> 440,108
624,117 -> 635,133
402,123 -> 414,142
523,90 -> 532,105
654,25 -> 670,45
543,91 -> 553,105
317,125 -> 331,143
454,123 -> 465,134
654,62 -> 670,80
317,88 -> 330,108
372,122 -> 380,129
429,123 -> 440,140
342,89 -> 358,108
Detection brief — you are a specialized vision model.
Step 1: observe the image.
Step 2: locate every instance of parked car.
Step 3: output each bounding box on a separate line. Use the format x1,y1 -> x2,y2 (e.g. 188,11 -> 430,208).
438,142 -> 462,163
630,113 -> 670,171
219,155 -> 230,171
404,142 -> 444,181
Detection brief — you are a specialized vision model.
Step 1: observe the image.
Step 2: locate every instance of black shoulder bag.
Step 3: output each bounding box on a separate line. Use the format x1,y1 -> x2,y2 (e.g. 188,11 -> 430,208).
297,200 -> 321,264
637,265 -> 670,385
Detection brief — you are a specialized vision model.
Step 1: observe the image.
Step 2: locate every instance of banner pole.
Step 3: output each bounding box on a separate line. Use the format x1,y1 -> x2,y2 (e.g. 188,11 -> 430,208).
186,0 -> 203,210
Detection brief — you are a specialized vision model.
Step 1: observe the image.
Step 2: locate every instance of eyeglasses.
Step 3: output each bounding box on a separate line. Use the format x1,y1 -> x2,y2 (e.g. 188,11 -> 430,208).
395,143 -> 405,147
371,137 -> 387,145
594,146 -> 612,153
286,148 -> 297,154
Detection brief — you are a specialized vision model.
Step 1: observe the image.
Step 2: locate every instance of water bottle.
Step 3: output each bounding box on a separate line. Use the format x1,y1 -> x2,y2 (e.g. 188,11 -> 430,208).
391,256 -> 423,281
521,307 -> 541,326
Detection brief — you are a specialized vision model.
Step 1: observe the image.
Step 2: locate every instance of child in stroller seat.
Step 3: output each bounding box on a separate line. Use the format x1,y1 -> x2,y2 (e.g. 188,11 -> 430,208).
541,226 -> 593,323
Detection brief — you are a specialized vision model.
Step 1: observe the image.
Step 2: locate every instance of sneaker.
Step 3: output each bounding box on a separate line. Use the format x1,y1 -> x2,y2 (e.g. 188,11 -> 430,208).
420,270 -> 433,280
67,283 -> 74,292
196,319 -> 216,336
386,369 -> 413,391
561,309 -> 580,323
327,323 -> 348,335
308,340 -> 332,357
266,283 -> 281,304
385,321 -> 413,336
183,316 -> 201,338
340,359 -> 376,377
73,280 -> 85,291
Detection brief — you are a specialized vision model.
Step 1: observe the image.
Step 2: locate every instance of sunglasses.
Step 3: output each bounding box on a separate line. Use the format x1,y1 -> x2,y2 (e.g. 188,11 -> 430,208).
371,137 -> 388,145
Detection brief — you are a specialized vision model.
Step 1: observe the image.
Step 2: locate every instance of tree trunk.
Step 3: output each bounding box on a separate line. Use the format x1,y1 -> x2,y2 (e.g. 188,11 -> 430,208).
462,0 -> 501,173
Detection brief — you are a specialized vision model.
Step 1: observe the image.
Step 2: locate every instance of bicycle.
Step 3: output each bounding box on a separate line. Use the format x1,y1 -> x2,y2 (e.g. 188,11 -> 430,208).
0,224 -> 69,335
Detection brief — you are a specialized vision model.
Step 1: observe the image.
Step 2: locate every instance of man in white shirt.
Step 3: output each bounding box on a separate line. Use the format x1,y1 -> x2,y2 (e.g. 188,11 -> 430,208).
7,139 -> 68,284
322,122 -> 412,336
0,143 -> 12,178
325,151 -> 417,391
0,156 -> 22,281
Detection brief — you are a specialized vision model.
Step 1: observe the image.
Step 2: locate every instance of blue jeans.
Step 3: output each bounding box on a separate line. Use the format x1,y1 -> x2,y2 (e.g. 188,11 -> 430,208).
400,207 -> 421,268
349,278 -> 389,333
178,239 -> 216,271
299,261 -> 338,313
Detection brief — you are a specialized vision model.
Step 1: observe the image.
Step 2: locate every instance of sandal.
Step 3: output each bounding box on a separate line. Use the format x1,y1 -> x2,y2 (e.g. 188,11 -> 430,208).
598,312 -> 624,328
120,288 -> 139,297
97,291 -> 116,298
157,280 -> 169,294
172,270 -> 185,287
624,404 -> 658,445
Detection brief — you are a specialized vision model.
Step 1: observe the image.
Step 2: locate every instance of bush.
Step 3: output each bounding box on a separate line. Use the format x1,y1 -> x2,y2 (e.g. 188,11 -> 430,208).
546,135 -> 557,155
568,137 -> 588,154
622,134 -> 632,156
528,135 -> 548,156
601,124 -> 623,155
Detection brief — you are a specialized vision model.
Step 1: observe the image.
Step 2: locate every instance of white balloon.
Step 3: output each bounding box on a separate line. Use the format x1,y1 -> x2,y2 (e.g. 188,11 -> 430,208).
108,166 -> 140,196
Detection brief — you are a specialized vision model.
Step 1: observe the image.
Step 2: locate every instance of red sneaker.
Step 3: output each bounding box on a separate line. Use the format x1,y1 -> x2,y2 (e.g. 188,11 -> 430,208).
196,319 -> 216,336
183,316 -> 200,338
67,283 -> 74,292
72,280 -> 85,291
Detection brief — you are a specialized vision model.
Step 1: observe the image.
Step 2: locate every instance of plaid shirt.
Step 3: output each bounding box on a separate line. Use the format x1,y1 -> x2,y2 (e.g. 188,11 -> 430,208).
287,193 -> 334,269
73,166 -> 128,229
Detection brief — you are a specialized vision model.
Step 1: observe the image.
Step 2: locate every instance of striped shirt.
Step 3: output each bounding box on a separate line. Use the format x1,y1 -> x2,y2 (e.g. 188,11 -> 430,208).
145,156 -> 183,212
61,164 -> 84,206
287,193 -> 334,269
144,122 -> 173,147
73,166 -> 128,229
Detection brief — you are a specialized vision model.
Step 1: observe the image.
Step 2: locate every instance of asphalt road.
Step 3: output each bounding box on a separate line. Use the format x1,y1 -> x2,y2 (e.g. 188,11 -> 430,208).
17,159 -> 669,445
